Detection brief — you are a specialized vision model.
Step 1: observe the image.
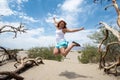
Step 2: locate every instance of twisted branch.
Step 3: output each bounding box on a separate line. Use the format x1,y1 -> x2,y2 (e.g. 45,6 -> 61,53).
103,0 -> 120,28
14,57 -> 44,68
0,23 -> 27,38
0,57 -> 44,80
102,42 -> 120,67
104,57 -> 120,75
98,29 -> 109,68
98,29 -> 109,53
99,22 -> 120,41
0,71 -> 24,80
98,22 -> 120,75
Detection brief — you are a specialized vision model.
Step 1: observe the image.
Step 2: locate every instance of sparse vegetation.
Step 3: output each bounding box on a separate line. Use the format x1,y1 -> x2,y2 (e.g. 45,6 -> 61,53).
77,50 -> 81,53
28,47 -> 62,61
78,45 -> 99,64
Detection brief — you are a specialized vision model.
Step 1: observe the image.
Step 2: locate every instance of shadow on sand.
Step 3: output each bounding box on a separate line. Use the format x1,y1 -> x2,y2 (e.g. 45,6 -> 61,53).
59,70 -> 92,79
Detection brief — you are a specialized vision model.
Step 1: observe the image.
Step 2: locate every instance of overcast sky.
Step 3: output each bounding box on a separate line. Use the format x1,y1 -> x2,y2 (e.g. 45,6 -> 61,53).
0,0 -> 119,49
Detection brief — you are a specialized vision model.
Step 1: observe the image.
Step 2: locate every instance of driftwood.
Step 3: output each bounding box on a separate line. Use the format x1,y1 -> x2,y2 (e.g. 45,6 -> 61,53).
104,57 -> 120,76
0,71 -> 24,80
0,57 -> 44,80
93,0 -> 120,76
98,22 -> 120,75
94,0 -> 120,75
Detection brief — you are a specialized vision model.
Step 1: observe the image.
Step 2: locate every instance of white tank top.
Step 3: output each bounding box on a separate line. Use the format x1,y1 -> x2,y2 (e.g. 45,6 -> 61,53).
56,29 -> 65,43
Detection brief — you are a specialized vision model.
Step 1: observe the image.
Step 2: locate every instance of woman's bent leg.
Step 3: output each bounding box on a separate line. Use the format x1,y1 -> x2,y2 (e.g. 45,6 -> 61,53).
60,43 -> 75,57
53,48 -> 59,55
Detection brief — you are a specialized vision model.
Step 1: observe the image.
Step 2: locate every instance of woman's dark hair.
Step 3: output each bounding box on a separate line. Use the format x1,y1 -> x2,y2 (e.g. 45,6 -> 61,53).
57,20 -> 67,29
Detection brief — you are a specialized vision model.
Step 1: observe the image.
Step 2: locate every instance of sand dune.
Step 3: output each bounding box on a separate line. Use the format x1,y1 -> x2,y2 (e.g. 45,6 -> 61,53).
0,51 -> 120,80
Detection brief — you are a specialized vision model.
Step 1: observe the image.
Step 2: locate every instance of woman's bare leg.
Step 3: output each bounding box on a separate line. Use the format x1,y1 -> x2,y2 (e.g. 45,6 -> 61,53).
60,43 -> 77,57
53,48 -> 59,56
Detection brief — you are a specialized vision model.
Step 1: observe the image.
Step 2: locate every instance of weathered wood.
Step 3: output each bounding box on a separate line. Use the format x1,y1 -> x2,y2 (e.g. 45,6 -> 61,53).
98,30 -> 109,69
112,0 -> 120,28
100,22 -> 120,41
0,57 -> 44,80
0,71 -> 24,80
94,0 -> 120,76
98,22 -> 120,75
104,57 -> 120,75
14,57 -> 44,74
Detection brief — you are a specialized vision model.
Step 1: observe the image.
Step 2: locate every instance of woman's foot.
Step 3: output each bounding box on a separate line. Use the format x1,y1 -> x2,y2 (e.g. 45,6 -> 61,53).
72,41 -> 80,46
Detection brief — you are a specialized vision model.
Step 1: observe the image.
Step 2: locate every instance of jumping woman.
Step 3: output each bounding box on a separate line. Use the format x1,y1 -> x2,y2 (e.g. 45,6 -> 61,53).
53,17 -> 84,57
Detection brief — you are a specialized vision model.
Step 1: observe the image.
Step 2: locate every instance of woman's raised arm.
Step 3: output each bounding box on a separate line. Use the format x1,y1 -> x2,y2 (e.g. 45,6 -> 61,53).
53,17 -> 58,27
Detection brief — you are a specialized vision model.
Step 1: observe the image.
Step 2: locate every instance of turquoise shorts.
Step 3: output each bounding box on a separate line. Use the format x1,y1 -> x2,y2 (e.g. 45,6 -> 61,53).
56,40 -> 69,49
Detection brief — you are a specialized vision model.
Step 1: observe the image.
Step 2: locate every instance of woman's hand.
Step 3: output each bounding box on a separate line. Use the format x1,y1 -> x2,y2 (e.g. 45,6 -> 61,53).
53,17 -> 58,27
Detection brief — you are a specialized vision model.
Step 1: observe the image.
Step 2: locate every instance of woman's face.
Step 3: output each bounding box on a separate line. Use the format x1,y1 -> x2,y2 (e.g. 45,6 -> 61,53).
59,21 -> 65,29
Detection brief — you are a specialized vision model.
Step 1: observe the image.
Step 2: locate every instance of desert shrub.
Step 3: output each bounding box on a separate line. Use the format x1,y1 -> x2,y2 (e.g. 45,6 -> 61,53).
77,50 -> 81,53
78,45 -> 99,64
28,47 -> 62,61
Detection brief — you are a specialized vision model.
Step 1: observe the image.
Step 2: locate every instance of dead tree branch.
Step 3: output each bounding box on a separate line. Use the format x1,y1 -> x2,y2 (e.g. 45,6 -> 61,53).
98,22 -> 120,75
98,29 -> 109,68
102,42 -> 120,66
0,71 -> 24,80
94,0 -> 120,27
112,0 -> 120,28
102,0 -> 120,27
99,22 -> 120,41
94,0 -> 120,76
0,57 -> 44,80
104,57 -> 120,76
0,23 -> 27,38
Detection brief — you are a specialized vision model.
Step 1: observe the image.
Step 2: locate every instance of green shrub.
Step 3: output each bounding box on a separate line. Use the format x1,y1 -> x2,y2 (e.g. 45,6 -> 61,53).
79,45 -> 99,64
78,56 -> 89,64
28,47 -> 62,61
77,51 -> 81,53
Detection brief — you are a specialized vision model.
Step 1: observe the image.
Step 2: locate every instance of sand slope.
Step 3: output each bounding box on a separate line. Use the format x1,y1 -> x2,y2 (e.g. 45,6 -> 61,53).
0,51 -> 120,80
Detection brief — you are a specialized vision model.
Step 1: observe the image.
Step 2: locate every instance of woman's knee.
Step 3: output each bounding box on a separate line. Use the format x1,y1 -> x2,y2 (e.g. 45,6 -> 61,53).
53,48 -> 59,55
53,51 -> 59,55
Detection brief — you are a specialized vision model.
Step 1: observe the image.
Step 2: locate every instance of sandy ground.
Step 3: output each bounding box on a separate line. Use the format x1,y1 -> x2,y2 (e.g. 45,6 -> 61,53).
0,51 -> 120,80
